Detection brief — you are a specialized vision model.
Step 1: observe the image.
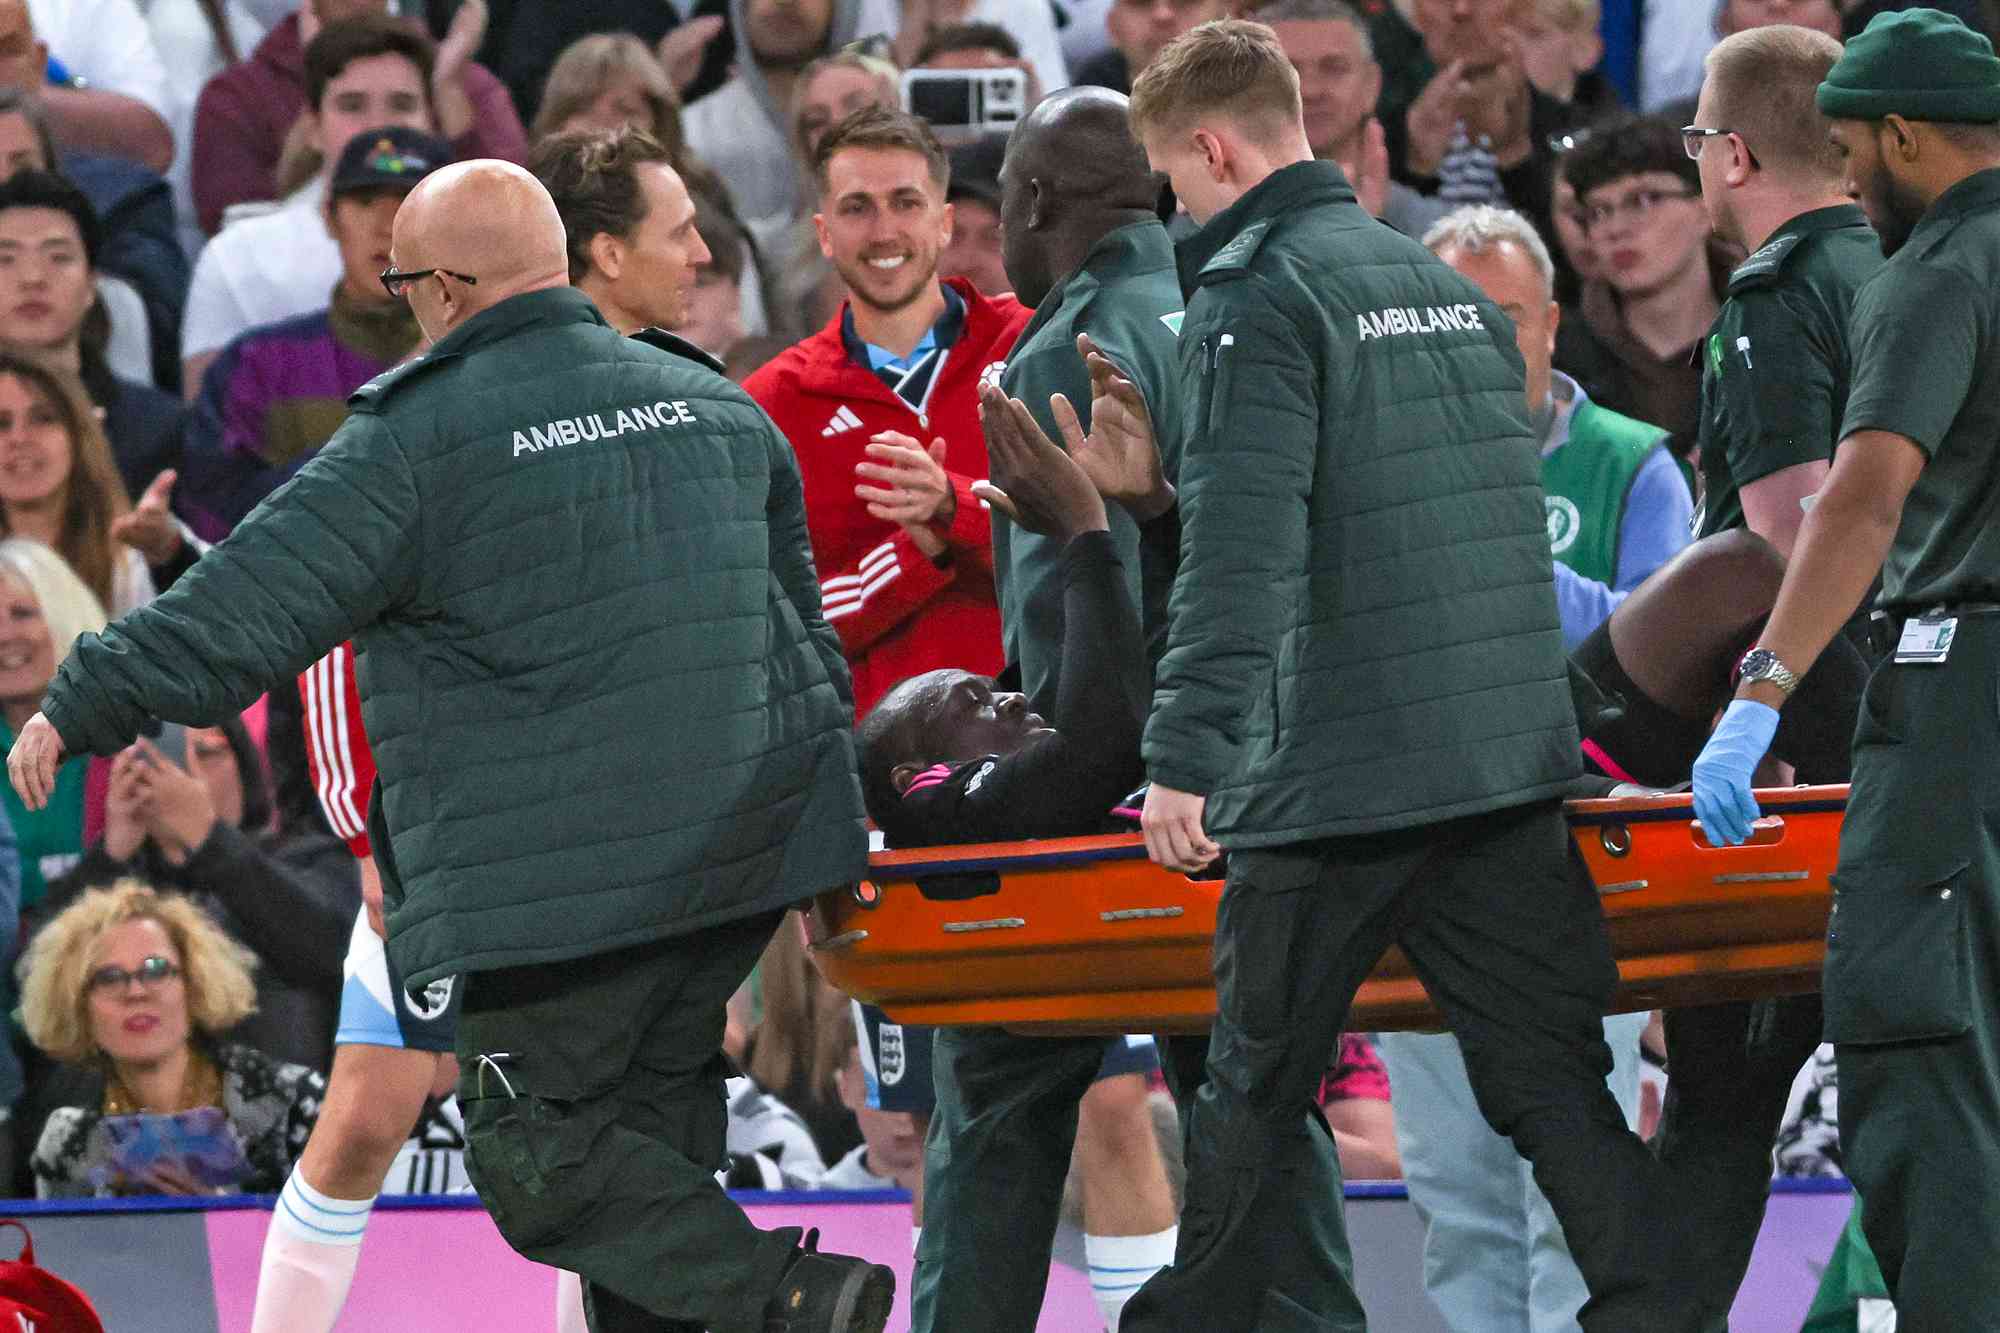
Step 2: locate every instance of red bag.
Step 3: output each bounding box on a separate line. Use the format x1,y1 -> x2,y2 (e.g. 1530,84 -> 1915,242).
0,1220 -> 104,1333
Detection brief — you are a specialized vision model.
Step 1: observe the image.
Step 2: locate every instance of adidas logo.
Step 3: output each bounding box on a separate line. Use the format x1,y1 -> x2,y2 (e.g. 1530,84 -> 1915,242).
821,405 -> 864,437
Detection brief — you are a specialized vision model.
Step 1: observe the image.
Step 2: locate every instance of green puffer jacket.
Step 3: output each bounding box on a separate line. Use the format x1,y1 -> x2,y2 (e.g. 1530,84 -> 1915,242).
996,219 -> 1187,707
1145,162 -> 1580,845
42,289 -> 869,988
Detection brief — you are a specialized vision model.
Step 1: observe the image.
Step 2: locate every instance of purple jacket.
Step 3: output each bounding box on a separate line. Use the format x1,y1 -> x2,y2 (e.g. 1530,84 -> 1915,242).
189,14 -> 528,236
179,294 -> 416,541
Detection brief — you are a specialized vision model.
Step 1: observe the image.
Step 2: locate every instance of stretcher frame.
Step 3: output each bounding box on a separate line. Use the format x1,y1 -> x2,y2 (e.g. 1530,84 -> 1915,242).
806,787 -> 1846,1034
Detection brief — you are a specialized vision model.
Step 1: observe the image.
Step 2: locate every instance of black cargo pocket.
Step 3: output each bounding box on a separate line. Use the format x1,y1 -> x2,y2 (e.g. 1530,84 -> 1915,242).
460,1091 -> 614,1249
1258,1287 -> 1360,1332
1212,849 -> 1326,1108
1823,858 -> 1974,1045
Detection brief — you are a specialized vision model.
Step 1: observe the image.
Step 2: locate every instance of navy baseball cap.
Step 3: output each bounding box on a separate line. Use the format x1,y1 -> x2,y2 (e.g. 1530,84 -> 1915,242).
330,127 -> 453,199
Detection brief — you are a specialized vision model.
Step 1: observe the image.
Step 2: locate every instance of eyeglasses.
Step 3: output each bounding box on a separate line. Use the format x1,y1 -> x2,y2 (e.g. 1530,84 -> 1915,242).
1681,125 -> 1761,169
379,267 -> 478,299
87,955 -> 182,995
1580,187 -> 1698,231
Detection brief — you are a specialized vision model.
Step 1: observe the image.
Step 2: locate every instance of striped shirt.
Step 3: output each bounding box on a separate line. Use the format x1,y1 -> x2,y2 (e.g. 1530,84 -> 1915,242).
299,642 -> 374,857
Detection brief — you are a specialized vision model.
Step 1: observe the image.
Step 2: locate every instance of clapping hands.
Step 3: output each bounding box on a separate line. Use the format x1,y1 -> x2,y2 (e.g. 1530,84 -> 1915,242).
972,381 -> 1107,541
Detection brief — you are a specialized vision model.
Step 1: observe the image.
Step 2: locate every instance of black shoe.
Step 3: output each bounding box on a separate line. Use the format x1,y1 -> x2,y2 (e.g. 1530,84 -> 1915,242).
765,1228 -> 895,1333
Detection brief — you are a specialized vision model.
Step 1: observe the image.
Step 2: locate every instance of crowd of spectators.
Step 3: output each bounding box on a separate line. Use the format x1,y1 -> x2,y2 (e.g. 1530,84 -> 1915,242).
0,0 -> 1964,1273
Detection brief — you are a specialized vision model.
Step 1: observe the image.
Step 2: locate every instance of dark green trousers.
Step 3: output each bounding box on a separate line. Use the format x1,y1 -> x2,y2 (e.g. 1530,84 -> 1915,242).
455,912 -> 798,1333
1828,616 -> 2000,1330
910,1028 -> 1111,1333
1121,800 -> 1692,1333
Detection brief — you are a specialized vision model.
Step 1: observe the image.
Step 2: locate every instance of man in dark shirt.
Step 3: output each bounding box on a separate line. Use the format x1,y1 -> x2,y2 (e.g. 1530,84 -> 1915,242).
859,396 -> 1155,853
1657,29 -> 1886,1327
1692,12 -> 2000,1323
1689,29 -> 1883,555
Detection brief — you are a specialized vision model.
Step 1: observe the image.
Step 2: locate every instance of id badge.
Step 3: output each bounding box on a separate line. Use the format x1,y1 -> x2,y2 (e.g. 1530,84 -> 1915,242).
1894,614 -> 1957,665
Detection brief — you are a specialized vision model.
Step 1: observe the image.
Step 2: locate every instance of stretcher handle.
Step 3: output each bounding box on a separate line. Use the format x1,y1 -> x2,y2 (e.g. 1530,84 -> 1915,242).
1691,815 -> 1785,848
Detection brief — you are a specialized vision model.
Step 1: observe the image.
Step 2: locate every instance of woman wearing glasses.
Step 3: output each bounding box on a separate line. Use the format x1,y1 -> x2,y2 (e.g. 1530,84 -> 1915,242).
16,879 -> 323,1198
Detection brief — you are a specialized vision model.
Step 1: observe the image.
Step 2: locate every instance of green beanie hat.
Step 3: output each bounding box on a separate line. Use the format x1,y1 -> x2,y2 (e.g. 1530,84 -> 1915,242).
1817,8 -> 2000,123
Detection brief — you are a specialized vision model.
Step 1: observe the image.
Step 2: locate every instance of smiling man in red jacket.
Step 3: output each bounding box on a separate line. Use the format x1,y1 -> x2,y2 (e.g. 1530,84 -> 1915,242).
745,106 -> 1031,718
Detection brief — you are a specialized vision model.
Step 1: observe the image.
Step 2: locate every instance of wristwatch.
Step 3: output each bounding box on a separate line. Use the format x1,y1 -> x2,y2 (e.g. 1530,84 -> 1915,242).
1738,647 -> 1801,697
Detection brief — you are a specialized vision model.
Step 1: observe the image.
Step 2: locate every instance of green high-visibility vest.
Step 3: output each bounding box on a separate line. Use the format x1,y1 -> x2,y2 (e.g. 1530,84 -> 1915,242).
1538,397 -> 1671,586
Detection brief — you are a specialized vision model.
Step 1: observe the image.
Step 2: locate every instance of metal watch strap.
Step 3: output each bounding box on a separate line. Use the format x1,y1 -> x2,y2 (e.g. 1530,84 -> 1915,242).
1741,647 -> 1800,697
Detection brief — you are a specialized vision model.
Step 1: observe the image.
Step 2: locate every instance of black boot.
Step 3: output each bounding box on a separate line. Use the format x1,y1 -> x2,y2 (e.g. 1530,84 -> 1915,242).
764,1229 -> 895,1333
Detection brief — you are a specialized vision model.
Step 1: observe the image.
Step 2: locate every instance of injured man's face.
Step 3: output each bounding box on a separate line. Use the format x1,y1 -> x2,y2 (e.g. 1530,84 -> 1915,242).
889,668 -> 1053,781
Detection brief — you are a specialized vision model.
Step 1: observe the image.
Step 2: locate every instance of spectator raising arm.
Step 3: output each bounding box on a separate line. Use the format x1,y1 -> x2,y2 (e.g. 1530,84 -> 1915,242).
429,0 -> 528,168
8,0 -> 174,174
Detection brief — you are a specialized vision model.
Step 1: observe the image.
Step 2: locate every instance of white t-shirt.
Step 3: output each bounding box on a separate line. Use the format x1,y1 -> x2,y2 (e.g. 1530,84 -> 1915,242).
139,0 -> 269,258
25,0 -> 174,122
181,177 -> 339,362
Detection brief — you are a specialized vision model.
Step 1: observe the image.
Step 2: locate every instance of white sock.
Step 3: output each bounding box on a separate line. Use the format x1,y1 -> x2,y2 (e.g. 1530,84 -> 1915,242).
249,1171 -> 375,1333
554,1270 -> 587,1333
1085,1227 -> 1177,1333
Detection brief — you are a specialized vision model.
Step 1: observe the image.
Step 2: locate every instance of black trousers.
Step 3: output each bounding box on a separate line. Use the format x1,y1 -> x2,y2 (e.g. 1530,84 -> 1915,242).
1120,800 -> 1694,1333
455,912 -> 796,1333
1576,619 -> 1871,1328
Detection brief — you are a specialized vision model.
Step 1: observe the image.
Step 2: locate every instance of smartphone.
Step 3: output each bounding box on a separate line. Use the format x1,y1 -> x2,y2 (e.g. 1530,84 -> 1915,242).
901,68 -> 1028,141
97,1107 -> 251,1191
146,721 -> 190,770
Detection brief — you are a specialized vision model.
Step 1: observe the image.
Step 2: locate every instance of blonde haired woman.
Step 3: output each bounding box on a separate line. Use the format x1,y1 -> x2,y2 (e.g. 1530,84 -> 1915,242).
530,32 -> 688,156
18,880 -> 323,1197
0,538 -> 107,919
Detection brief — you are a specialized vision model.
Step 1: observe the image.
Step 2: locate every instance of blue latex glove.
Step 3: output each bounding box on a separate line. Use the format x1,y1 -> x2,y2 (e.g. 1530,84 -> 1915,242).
1691,698 -> 1780,846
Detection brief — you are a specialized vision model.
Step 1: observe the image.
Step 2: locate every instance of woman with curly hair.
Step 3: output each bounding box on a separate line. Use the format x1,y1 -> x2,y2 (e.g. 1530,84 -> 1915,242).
18,879 -> 323,1197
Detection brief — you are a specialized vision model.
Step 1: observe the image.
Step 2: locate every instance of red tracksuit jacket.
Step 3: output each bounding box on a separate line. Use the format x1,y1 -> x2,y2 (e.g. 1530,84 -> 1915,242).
745,278 -> 1031,716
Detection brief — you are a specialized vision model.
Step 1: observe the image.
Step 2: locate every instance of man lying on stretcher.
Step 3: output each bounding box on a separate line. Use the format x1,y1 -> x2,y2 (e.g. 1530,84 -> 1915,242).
862,362 -> 1874,844
856,382 -> 1163,847
857,399 -> 1870,840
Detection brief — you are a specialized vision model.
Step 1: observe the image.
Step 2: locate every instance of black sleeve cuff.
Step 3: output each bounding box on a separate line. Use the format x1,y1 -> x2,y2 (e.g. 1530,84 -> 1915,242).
1061,529 -> 1120,575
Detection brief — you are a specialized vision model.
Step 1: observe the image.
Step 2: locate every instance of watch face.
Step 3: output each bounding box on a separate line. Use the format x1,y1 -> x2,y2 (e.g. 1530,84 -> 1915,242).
1741,649 -> 1775,679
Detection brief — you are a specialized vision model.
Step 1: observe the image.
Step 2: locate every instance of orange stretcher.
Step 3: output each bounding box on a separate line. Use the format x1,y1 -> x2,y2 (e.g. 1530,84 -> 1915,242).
805,786 -> 1847,1035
